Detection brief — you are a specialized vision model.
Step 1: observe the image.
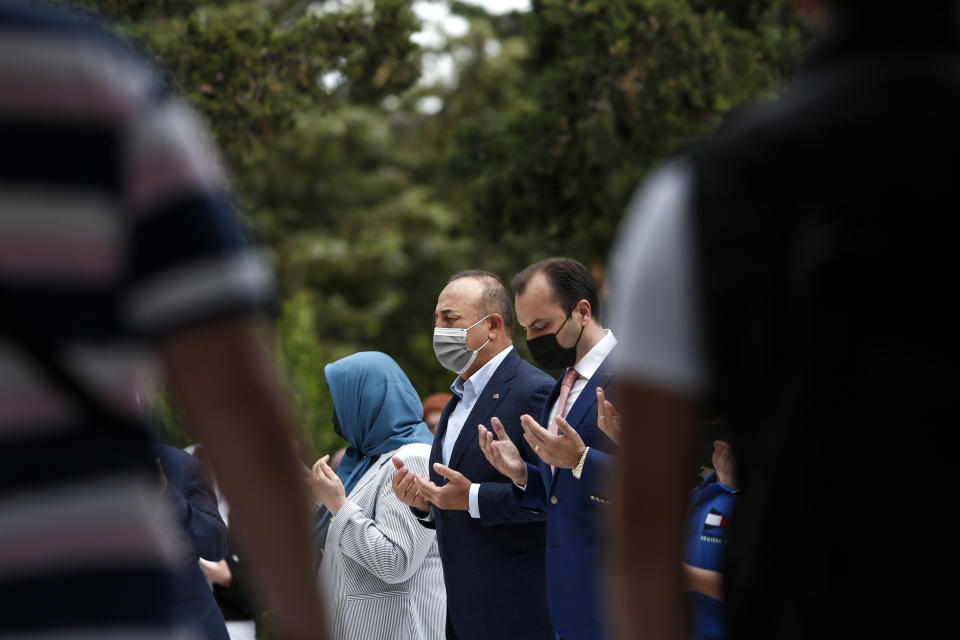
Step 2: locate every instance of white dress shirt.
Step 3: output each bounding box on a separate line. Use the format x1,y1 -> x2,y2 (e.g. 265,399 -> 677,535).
545,329 -> 618,429
442,345 -> 514,519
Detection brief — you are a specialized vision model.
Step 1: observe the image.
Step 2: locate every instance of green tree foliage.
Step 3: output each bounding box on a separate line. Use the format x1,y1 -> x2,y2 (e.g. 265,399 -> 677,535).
62,0 -> 445,456
446,0 -> 808,259
274,289 -> 342,456
58,0 -> 808,458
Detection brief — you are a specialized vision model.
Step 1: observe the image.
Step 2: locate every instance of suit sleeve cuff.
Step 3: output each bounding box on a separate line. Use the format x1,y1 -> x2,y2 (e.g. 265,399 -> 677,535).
468,483 -> 481,518
581,446 -> 613,483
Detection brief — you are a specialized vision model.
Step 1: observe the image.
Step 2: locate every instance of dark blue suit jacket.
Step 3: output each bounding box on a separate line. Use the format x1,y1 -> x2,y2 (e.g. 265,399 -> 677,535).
423,348 -> 554,640
155,445 -> 230,640
519,352 -> 619,640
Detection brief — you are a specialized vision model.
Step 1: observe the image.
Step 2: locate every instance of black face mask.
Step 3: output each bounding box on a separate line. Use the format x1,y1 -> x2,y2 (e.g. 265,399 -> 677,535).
526,312 -> 584,370
332,409 -> 345,440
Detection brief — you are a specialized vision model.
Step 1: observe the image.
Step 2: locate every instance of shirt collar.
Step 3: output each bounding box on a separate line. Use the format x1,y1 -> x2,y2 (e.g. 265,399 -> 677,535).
572,329 -> 617,382
450,345 -> 514,401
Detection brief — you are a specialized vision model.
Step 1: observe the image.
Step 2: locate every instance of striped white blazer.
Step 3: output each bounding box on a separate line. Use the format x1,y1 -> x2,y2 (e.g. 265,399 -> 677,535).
319,443 -> 445,639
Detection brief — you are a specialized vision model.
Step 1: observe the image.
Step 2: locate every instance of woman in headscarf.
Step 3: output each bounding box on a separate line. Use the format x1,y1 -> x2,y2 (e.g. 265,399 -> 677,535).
307,351 -> 444,639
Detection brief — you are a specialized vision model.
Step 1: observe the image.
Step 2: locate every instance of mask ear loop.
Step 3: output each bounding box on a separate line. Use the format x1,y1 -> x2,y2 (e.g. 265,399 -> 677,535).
557,306 -> 584,348
553,313 -> 570,337
467,314 -> 493,354
456,336 -> 491,376
571,323 -> 585,348
473,337 -> 491,354
466,313 -> 492,331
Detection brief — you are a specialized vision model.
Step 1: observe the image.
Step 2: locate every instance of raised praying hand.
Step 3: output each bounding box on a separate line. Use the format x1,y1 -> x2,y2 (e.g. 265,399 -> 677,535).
519,413 -> 585,470
478,417 -> 528,486
307,454 -> 347,515
596,387 -> 622,445
391,456 -> 431,514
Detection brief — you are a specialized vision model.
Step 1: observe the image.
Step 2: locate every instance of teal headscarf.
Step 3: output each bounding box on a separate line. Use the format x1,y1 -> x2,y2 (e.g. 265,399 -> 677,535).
325,351 -> 434,497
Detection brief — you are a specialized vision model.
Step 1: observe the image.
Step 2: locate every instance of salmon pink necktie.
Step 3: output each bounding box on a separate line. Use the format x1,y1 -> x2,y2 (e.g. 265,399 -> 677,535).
550,367 -> 580,474
552,367 -> 581,432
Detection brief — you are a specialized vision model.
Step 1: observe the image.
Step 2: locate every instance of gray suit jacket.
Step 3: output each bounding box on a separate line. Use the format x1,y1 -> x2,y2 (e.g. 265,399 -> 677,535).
319,443 -> 445,639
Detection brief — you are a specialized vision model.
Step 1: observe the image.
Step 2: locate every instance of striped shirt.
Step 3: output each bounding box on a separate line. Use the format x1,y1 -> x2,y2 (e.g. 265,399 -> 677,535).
0,3 -> 272,637
319,444 -> 445,640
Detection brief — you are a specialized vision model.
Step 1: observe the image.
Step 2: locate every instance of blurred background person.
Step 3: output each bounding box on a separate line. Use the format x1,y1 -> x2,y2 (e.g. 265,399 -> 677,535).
187,443 -> 232,535
307,351 -> 443,639
608,0 -> 956,637
191,444 -> 260,640
0,3 -> 324,637
200,554 -> 258,640
155,444 -> 230,640
683,434 -> 738,640
421,392 -> 452,436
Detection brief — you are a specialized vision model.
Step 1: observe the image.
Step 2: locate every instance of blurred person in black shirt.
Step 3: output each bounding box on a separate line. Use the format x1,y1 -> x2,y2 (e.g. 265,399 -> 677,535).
608,0 -> 957,637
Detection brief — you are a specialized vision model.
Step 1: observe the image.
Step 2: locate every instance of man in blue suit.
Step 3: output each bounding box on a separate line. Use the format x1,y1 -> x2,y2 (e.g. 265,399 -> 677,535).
155,444 -> 230,640
392,270 -> 555,640
479,258 -> 619,640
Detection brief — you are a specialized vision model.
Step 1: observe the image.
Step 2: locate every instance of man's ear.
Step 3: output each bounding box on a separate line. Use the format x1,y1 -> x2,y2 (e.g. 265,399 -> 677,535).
488,312 -> 504,335
577,299 -> 592,324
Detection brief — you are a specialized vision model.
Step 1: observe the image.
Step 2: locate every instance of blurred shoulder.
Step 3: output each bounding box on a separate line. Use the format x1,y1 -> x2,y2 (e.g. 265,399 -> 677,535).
154,443 -> 195,468
1,2 -> 111,36
0,2 -> 169,111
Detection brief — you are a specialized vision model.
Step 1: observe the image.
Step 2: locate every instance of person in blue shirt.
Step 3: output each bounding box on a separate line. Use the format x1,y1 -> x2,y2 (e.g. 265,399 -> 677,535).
684,438 -> 738,640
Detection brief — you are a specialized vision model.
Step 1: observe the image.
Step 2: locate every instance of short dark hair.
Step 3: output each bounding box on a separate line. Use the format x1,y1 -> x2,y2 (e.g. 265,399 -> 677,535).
511,257 -> 600,322
448,270 -> 514,330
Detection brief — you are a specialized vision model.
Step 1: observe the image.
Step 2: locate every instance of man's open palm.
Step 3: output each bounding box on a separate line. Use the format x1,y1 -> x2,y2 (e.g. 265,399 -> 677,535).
478,417 -> 527,486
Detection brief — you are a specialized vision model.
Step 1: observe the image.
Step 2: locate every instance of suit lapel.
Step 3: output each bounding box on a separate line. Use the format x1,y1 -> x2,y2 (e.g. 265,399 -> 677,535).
429,397 -> 459,483
431,399 -> 458,458
546,355 -> 616,492
539,376 -> 563,491
562,356 -> 615,432
539,376 -> 563,426
446,350 -> 519,473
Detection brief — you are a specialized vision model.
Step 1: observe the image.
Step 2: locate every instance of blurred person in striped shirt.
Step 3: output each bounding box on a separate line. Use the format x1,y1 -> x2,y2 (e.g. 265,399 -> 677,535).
0,2 -> 324,638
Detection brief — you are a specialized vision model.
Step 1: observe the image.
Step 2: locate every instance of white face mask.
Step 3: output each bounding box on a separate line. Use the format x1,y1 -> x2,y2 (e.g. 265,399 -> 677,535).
433,314 -> 491,375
